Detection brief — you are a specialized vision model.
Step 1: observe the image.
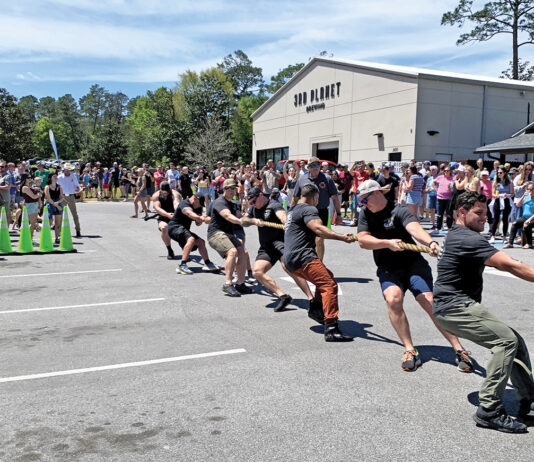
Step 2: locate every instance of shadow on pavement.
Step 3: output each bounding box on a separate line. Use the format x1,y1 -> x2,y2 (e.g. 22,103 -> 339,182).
310,320 -> 403,346
80,235 -> 102,239
417,345 -> 486,376
467,389 -> 525,418
335,277 -> 374,283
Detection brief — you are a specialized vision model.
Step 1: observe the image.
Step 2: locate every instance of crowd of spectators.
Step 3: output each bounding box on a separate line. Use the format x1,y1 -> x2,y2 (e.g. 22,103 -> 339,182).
2,157 -> 533,250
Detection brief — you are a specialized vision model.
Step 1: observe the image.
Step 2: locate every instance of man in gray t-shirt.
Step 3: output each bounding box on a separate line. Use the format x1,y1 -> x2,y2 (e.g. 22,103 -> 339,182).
434,191 -> 534,433
0,163 -> 13,210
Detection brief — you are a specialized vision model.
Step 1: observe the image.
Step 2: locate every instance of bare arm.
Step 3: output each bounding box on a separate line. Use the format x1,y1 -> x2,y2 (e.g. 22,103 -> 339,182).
153,196 -> 172,219
219,208 -> 243,226
485,251 -> 534,282
44,185 -> 52,203
172,190 -> 182,208
182,206 -> 203,226
275,209 -> 287,225
357,230 -> 404,252
405,221 -> 439,255
306,218 -> 353,242
283,161 -> 289,181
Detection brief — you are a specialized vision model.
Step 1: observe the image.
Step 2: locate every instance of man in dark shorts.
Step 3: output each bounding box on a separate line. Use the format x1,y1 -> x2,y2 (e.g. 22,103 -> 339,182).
433,191 -> 534,433
168,193 -> 219,275
356,179 -> 473,372
291,156 -> 342,260
284,184 -> 354,342
207,179 -> 253,297
242,187 -> 314,312
152,181 -> 182,260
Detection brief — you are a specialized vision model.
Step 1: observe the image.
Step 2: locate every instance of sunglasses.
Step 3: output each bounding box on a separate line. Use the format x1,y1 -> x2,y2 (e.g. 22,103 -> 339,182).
225,186 -> 237,191
308,163 -> 321,168
444,169 -> 451,172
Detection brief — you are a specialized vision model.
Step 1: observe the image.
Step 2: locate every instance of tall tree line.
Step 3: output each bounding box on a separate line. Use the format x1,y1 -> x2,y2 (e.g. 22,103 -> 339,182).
0,50 -> 304,167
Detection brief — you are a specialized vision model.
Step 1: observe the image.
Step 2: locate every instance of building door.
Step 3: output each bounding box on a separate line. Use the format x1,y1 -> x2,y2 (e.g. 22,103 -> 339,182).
314,141 -> 339,164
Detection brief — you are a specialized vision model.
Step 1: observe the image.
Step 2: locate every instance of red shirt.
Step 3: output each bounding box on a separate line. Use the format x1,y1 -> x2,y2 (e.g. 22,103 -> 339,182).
352,170 -> 369,193
154,170 -> 166,187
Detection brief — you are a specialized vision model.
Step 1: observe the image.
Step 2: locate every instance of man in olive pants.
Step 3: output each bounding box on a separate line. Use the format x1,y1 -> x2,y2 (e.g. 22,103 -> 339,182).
433,191 -> 534,434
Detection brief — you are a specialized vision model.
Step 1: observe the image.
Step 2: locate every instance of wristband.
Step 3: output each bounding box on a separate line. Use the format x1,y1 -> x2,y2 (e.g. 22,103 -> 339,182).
429,240 -> 439,247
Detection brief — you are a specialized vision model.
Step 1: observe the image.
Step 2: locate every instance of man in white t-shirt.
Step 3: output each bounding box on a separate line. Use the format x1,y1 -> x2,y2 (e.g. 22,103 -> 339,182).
57,163 -> 82,237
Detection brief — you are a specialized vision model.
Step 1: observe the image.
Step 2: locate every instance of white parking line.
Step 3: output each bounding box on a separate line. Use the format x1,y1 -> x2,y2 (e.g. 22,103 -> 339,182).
0,268 -> 122,278
0,298 -> 165,315
280,276 -> 344,295
0,349 -> 247,383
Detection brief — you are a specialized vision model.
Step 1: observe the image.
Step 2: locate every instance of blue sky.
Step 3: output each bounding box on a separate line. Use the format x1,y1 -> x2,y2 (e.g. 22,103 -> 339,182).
1,0 -> 529,101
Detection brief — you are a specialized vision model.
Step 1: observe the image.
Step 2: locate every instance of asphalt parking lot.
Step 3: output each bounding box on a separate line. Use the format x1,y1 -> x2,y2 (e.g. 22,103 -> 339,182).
1,201 -> 534,461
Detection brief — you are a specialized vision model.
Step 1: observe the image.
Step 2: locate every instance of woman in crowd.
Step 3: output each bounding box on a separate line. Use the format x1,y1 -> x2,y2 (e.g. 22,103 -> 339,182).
119,167 -> 132,202
489,167 -> 513,244
44,173 -> 65,243
405,165 -> 425,219
283,161 -> 298,202
130,166 -> 138,197
425,165 -> 438,230
504,181 -> 534,249
194,170 -> 211,208
465,165 -> 480,193
131,168 -> 149,219
20,174 -> 42,239
433,165 -> 454,232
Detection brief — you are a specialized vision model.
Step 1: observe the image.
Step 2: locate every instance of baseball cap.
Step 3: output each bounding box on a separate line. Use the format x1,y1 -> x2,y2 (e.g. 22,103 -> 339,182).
450,162 -> 459,169
223,179 -> 237,189
356,180 -> 384,196
247,187 -> 262,200
457,165 -> 466,172
481,169 -> 490,176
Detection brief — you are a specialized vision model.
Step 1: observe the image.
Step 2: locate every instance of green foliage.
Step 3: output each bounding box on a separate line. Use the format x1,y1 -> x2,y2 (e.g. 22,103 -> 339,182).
231,94 -> 268,161
218,49 -> 264,97
266,63 -> 305,94
501,57 -> 534,79
18,95 -> 38,123
0,89 -> 36,162
34,116 -> 77,159
442,1 -> 534,80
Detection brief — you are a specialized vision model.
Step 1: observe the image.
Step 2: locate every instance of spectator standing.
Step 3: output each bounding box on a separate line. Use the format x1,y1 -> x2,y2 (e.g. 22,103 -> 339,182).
259,159 -> 281,195
57,163 -> 82,238
433,166 -> 454,232
44,173 -> 65,244
489,167 -> 513,244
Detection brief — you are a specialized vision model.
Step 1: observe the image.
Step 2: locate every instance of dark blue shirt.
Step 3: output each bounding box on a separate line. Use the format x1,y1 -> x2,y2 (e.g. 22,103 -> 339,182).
293,171 -> 337,209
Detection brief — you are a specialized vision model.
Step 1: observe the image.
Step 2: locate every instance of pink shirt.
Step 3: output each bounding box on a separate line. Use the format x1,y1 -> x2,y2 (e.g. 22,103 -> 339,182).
480,179 -> 493,200
434,174 -> 453,199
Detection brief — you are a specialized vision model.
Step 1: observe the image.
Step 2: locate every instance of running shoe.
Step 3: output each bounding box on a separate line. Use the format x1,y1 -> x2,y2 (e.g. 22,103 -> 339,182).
401,349 -> 422,372
473,404 -> 527,433
274,294 -> 292,312
222,283 -> 241,297
246,271 -> 256,283
176,263 -> 193,275
456,349 -> 474,373
234,283 -> 254,294
202,262 -> 220,272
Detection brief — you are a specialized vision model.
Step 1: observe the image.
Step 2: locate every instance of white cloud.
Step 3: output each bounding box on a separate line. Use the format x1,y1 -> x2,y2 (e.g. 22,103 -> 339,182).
16,72 -> 42,81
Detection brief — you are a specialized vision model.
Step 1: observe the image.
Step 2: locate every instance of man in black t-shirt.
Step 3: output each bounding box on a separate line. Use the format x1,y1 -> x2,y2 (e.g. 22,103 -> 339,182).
178,167 -> 193,198
356,179 -> 472,373
433,191 -> 534,433
167,193 -> 219,275
207,179 -> 253,297
284,184 -> 354,342
242,187 -> 313,312
376,163 -> 399,203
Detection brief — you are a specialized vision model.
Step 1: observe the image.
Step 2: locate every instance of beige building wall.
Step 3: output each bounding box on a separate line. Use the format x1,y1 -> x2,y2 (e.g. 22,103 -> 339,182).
253,61 -> 418,164
415,78 -> 534,161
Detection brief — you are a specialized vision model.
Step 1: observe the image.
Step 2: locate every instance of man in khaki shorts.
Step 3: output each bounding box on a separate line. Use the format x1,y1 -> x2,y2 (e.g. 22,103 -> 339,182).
207,178 -> 253,297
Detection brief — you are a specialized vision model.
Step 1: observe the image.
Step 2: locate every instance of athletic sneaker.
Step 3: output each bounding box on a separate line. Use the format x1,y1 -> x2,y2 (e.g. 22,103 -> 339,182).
456,350 -> 474,373
246,270 -> 256,283
234,283 -> 254,294
202,262 -> 220,272
222,283 -> 241,297
274,294 -> 292,312
401,349 -> 422,372
176,263 -> 193,275
518,399 -> 534,421
473,404 -> 527,433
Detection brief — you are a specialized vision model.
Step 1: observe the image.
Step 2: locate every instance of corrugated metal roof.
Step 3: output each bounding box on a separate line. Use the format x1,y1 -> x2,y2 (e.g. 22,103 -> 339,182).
475,133 -> 534,153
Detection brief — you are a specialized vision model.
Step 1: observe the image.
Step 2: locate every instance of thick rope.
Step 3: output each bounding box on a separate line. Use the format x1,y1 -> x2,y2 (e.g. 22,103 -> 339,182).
260,221 -> 434,254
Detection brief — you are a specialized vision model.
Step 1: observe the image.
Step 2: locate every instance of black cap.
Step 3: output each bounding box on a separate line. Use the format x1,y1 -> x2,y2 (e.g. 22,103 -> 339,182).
248,187 -> 262,200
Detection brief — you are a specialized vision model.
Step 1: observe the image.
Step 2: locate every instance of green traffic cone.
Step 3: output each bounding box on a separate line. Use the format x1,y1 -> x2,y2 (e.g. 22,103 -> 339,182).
0,206 -> 13,254
59,205 -> 74,252
17,206 -> 34,253
38,206 -> 55,253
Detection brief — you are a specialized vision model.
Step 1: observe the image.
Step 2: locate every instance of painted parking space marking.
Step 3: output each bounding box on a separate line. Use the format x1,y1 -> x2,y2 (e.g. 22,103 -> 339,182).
0,298 -> 165,315
0,268 -> 122,278
0,349 -> 247,384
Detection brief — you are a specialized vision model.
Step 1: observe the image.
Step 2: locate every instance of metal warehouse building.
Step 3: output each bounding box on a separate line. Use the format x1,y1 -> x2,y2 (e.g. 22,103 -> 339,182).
251,57 -> 534,166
